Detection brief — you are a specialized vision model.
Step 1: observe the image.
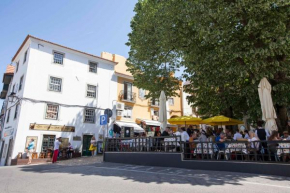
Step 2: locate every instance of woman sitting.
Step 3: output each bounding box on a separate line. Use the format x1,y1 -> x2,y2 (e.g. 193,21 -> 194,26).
247,131 -> 260,160
268,131 -> 280,161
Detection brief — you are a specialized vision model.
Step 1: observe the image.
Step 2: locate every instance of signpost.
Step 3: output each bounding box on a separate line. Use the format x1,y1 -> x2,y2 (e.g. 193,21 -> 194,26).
100,109 -> 112,153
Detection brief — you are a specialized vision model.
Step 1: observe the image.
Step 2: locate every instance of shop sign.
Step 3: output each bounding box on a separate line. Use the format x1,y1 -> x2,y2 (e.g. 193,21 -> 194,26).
30,124 -> 75,132
4,129 -> 13,137
73,136 -> 81,141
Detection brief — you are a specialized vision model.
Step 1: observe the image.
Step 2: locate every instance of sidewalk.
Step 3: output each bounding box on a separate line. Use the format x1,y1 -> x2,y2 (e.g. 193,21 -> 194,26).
56,155 -> 103,166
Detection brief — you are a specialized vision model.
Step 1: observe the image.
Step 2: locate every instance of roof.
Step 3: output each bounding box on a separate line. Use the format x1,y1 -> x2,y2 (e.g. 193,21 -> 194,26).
12,35 -> 118,65
5,64 -> 15,74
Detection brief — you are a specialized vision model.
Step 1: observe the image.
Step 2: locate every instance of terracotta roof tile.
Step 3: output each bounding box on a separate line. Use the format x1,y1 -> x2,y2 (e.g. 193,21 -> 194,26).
5,64 -> 15,74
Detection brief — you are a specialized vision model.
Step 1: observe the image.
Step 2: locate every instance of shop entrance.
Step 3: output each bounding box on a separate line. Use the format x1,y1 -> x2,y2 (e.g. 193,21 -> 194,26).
42,135 -> 55,153
82,135 -> 93,156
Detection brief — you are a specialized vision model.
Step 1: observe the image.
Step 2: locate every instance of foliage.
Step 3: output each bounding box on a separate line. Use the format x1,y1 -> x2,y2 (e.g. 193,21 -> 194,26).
127,0 -> 290,127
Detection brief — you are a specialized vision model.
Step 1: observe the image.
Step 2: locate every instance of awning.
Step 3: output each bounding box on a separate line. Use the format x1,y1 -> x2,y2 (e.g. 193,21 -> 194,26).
136,119 -> 161,126
115,121 -> 145,133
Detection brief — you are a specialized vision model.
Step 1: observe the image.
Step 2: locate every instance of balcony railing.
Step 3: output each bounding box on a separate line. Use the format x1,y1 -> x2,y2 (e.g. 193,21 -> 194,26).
119,90 -> 136,103
148,99 -> 159,107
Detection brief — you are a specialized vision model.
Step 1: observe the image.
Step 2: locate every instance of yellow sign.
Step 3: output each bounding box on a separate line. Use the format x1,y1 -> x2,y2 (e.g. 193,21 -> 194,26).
30,124 -> 75,132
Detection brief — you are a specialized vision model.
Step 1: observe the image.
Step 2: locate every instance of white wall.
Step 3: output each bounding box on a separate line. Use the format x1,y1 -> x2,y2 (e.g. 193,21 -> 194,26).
1,37 -> 117,163
182,91 -> 197,117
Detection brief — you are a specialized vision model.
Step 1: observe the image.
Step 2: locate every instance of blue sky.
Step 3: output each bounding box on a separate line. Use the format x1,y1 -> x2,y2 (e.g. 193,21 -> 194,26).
0,0 -> 184,86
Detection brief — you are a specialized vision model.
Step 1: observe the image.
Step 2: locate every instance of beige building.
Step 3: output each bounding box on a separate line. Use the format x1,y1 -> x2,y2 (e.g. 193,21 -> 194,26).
101,52 -> 183,135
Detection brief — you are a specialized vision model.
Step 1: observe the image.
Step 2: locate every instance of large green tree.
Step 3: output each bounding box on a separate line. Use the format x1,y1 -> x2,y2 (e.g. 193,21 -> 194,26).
127,0 -> 290,131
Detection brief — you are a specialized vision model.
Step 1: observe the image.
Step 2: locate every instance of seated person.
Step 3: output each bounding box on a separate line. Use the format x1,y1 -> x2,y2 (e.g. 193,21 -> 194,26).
233,129 -> 243,140
216,132 -> 226,150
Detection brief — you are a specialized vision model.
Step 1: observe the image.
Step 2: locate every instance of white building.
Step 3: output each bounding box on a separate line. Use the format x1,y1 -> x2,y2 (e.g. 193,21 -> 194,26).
0,35 -> 117,166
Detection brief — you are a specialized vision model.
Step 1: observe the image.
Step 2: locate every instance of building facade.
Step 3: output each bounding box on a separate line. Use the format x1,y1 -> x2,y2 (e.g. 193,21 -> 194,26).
101,52 -> 183,136
0,35 -> 117,166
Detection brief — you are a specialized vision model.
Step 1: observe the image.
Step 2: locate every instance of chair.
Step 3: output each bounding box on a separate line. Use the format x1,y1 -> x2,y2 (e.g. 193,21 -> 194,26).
39,152 -> 45,159
217,150 -> 228,160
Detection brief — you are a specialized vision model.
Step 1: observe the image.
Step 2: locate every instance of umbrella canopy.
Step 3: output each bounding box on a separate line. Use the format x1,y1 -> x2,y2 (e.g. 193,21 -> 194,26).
168,116 -> 202,125
258,78 -> 278,132
158,91 -> 167,132
201,115 -> 243,126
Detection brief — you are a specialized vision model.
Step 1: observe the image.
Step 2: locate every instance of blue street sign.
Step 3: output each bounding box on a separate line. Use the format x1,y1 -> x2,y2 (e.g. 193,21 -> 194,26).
100,114 -> 107,125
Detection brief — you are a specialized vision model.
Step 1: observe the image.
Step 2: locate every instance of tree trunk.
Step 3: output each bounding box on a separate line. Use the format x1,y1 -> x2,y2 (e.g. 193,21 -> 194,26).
276,105 -> 288,133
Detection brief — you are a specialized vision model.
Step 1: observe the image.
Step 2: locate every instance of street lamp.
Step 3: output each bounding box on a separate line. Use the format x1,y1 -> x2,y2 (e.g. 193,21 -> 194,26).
8,92 -> 16,103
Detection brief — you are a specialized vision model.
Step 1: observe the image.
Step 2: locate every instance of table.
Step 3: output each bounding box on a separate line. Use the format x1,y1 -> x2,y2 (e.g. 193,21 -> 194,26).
225,143 -> 248,154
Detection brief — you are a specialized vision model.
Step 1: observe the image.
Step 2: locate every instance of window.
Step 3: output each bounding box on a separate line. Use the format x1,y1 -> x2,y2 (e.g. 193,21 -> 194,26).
89,62 -> 97,73
6,109 -> 10,123
139,89 -> 145,100
19,76 -> 24,91
168,98 -> 174,106
122,106 -> 132,118
14,104 -> 19,119
45,104 -> 59,120
151,99 -> 159,106
86,84 -> 96,98
124,82 -> 133,101
53,51 -> 64,64
23,50 -> 28,64
16,61 -> 19,72
12,84 -> 15,93
49,77 -> 62,92
84,108 -> 95,123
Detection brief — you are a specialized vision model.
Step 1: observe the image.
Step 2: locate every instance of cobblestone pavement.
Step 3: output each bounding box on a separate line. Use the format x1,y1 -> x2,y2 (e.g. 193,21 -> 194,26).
56,155 -> 103,166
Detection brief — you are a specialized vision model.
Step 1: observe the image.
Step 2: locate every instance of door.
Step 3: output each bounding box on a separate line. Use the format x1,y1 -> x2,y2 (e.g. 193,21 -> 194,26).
82,135 -> 93,156
5,139 -> 13,166
42,135 -> 56,153
124,82 -> 132,101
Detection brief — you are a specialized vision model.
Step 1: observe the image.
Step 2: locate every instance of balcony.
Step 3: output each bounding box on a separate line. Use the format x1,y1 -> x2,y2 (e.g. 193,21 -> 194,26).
119,90 -> 136,103
149,99 -> 159,107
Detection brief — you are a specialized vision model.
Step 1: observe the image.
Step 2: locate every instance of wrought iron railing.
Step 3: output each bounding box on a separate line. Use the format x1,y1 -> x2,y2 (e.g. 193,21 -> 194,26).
119,90 -> 136,103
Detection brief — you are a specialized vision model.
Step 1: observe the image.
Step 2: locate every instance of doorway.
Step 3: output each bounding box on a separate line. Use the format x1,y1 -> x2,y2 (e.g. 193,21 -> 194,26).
82,135 -> 93,156
42,135 -> 56,153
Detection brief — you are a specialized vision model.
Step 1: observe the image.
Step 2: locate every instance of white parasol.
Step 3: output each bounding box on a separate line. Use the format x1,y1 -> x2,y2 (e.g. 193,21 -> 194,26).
159,91 -> 167,132
258,78 -> 278,132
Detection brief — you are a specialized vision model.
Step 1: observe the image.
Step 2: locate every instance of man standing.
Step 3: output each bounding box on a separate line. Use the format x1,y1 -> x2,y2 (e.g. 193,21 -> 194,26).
180,127 -> 190,158
255,121 -> 270,159
52,137 -> 62,163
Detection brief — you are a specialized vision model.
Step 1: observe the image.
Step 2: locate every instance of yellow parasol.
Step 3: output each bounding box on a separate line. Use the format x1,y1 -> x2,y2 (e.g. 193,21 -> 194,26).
201,115 -> 243,126
168,116 -> 202,125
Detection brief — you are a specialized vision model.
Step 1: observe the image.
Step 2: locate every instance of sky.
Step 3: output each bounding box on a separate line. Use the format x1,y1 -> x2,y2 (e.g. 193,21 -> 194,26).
0,0 -> 184,89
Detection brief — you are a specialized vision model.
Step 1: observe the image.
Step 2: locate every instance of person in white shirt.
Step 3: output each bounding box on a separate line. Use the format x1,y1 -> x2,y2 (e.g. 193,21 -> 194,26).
180,127 -> 190,158
233,129 -> 243,140
52,137 -> 62,163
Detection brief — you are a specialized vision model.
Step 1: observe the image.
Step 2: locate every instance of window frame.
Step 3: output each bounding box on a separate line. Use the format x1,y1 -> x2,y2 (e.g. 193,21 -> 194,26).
45,104 -> 59,120
88,61 -> 98,73
84,108 -> 95,123
123,81 -> 133,101
122,106 -> 133,119
16,61 -> 19,72
14,104 -> 19,119
52,50 -> 65,65
168,98 -> 174,106
48,76 -> 62,92
86,84 -> 97,98
6,109 -> 11,123
23,50 -> 28,64
12,84 -> 15,93
19,75 -> 24,91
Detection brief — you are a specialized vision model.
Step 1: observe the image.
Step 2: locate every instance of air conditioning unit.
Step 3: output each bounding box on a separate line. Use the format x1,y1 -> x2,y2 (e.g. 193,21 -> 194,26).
117,110 -> 123,117
116,102 -> 124,111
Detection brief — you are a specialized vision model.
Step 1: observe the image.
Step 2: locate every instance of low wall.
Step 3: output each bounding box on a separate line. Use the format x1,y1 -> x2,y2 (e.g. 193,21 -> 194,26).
104,152 -> 290,177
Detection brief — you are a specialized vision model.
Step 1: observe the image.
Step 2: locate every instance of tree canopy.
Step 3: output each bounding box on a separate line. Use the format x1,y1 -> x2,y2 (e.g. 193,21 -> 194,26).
126,0 -> 290,130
